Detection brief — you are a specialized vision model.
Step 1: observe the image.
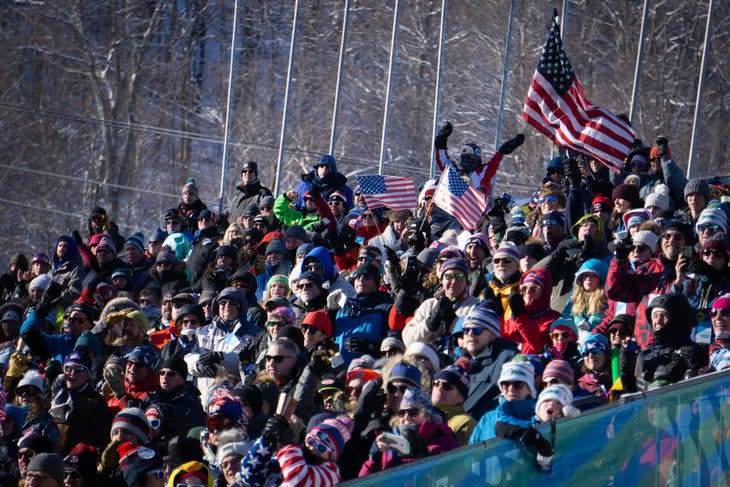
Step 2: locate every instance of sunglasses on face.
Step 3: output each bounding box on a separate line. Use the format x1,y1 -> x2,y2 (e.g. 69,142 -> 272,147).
265,355 -> 294,364
632,245 -> 650,253
500,381 -> 526,389
433,380 -> 454,391
397,407 -> 421,418
298,282 -> 314,290
384,348 -> 402,356
266,321 -> 285,328
219,300 -> 237,307
550,331 -> 572,340
302,326 -> 320,335
662,232 -> 683,241
711,308 -> 730,318
609,328 -> 629,336
539,196 -> 557,205
206,416 -> 235,433
96,248 -> 113,255
582,347 -> 604,356
443,272 -> 466,282
703,249 -> 726,259
16,387 -> 38,398
305,433 -> 330,455
543,377 -> 563,386
160,370 -> 178,377
305,262 -> 324,271
463,327 -> 485,336
241,169 -> 256,174
67,316 -> 87,325
358,255 -> 376,263
362,213 -> 374,219
698,224 -> 720,234
387,384 -> 409,394
65,471 -> 81,479
354,273 -> 373,281
541,219 -> 562,227
18,449 -> 35,460
63,365 -> 87,375
492,258 -> 514,265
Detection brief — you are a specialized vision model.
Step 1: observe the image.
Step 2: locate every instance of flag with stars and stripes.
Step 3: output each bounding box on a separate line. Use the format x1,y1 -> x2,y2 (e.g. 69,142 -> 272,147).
355,175 -> 418,210
433,167 -> 487,230
521,12 -> 635,172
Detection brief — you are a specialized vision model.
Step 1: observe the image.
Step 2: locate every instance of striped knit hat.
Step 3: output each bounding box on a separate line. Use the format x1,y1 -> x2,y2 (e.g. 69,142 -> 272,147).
463,307 -> 501,338
112,408 -> 150,444
499,360 -> 537,397
305,416 -> 353,460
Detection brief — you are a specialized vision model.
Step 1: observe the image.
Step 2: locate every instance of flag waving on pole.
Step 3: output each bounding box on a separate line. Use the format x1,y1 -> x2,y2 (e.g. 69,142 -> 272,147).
433,167 -> 487,230
356,175 -> 418,210
521,12 -> 635,172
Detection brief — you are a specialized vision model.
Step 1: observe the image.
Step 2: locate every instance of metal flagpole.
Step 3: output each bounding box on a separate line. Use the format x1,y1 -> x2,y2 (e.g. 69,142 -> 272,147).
629,0 -> 650,125
560,0 -> 569,45
687,0 -> 714,179
378,0 -> 401,175
494,0 -> 516,151
429,0 -> 448,179
274,0 -> 300,195
218,0 -> 240,214
329,0 -> 351,155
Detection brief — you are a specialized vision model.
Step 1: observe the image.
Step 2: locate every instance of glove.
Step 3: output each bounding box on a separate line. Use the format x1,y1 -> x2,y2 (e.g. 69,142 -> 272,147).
655,136 -> 669,158
6,352 -> 31,379
384,246 -> 400,269
426,296 -> 456,332
563,157 -> 581,187
497,133 -> 525,155
45,360 -> 62,389
197,351 -> 223,378
309,220 -> 328,234
71,230 -> 84,246
401,426 -> 427,458
261,414 -> 294,450
555,239 -> 581,261
394,290 -> 418,316
356,378 -> 385,417
308,184 -> 321,199
434,121 -> 453,149
344,337 -> 378,355
508,292 -> 526,318
100,440 -> 121,469
103,366 -> 126,396
522,425 -> 553,457
36,281 -> 64,317
309,349 -> 332,377
495,421 -> 527,440
614,238 -> 632,260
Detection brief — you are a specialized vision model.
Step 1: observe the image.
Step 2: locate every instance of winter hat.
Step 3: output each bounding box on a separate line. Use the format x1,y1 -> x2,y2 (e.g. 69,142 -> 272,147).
549,318 -> 578,341
124,233 -> 145,254
31,252 -> 50,265
63,443 -> 98,481
199,208 -> 215,221
160,356 -> 188,379
268,306 -> 296,327
499,360 -> 537,397
348,355 -> 375,373
207,390 -> 244,420
346,356 -> 381,384
107,308 -> 149,334
183,177 -> 199,196
64,349 -> 93,374
265,239 -> 286,256
305,416 -> 353,460
351,262 -> 381,285
541,210 -> 566,228
399,387 -> 432,411
297,271 -> 324,288
266,274 -> 289,291
542,359 -> 575,386
111,268 -> 132,281
284,225 -> 310,243
463,307 -> 501,338
150,228 -> 168,243
574,258 -> 609,285
27,453 -> 64,485
301,310 -> 332,337
155,248 -> 178,265
275,326 -> 305,352
696,208 -> 728,234
96,236 -> 117,255
712,293 -> 730,311
624,174 -> 641,187
328,190 -> 349,207
582,333 -> 610,355
405,342 -> 440,372
645,185 -> 671,211
17,369 -> 46,395
632,230 -> 659,253
28,274 -> 51,292
0,309 -> 21,323
608,314 -> 635,336
296,243 -> 315,258
521,242 -> 547,263
88,233 -> 105,249
233,384 -> 264,418
684,178 -> 710,200
703,238 -> 730,259
612,183 -> 641,208
492,241 -> 520,262
465,233 -> 490,254
591,195 -> 613,213
521,270 -> 547,289
389,361 -> 421,388
380,336 -> 406,354
216,429 -> 250,464
419,179 -> 438,201
439,258 -> 468,277
118,442 -> 163,487
622,208 -> 652,230
535,384 -> 580,418
434,357 -> 472,399
176,304 -> 206,328
112,408 -> 151,444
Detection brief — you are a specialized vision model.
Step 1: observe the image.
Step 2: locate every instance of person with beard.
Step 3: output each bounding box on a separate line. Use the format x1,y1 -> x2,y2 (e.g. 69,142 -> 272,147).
228,161 -> 273,227
49,236 -> 85,308
462,233 -> 490,298
486,242 -> 522,322
290,272 -> 330,322
621,294 -> 707,392
146,249 -> 190,296
81,236 -> 127,294
707,294 -> 730,371
255,239 -> 291,301
178,177 -> 208,229
121,234 -> 152,295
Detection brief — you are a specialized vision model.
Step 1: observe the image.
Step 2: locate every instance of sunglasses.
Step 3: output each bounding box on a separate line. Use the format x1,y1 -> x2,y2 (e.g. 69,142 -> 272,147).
582,347 -> 605,356
206,416 -> 235,433
156,261 -> 172,268
383,348 -> 402,356
305,433 -> 330,455
304,262 -> 323,272
63,365 -> 87,375
500,381 -> 526,389
95,248 -> 113,255
662,232 -> 684,241
387,384 -> 409,394
265,355 -> 294,364
219,300 -> 237,307
67,316 -> 88,325
18,450 -> 35,460
65,471 -> 81,479
703,249 -> 726,258
354,273 -> 373,281
328,200 -> 344,206
298,282 -> 314,290
17,387 -> 38,398
550,331 -> 572,340
302,326 -> 320,335
539,196 -> 557,204
711,309 -> 730,318
160,370 -> 178,377
698,224 -> 721,234
433,380 -> 454,391
397,408 -> 421,418
266,321 -> 285,328
630,160 -> 648,168
541,219 -> 562,227
543,377 -> 563,386
608,328 -> 629,336
463,327 -> 485,336
442,272 -> 466,282
241,169 -> 256,174
632,245 -> 650,253
492,258 -> 514,265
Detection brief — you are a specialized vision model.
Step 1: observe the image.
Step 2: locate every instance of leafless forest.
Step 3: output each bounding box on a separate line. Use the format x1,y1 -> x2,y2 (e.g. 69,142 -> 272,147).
0,0 -> 728,259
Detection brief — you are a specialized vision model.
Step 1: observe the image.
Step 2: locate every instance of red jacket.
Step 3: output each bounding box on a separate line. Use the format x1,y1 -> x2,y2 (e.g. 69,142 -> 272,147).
503,268 -> 559,354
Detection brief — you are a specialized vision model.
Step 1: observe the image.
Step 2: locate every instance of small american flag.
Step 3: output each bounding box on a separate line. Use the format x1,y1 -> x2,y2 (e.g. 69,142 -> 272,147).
433,167 -> 487,230
356,175 -> 418,210
522,13 -> 635,172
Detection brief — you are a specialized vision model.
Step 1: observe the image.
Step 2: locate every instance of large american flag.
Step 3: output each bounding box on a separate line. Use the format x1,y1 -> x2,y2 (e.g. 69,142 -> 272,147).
356,175 -> 417,210
522,14 -> 635,172
433,167 -> 487,230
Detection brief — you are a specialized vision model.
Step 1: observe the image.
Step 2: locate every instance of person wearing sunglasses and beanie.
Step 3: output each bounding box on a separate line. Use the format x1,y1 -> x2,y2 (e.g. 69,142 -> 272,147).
116,442 -> 165,487
168,460 -> 215,487
707,294 -> 730,371
431,357 -> 476,445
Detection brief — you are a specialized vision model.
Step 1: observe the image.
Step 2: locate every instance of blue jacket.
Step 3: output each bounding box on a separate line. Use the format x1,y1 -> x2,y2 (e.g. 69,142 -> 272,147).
469,396 -> 537,444
20,309 -> 100,365
334,291 -> 392,366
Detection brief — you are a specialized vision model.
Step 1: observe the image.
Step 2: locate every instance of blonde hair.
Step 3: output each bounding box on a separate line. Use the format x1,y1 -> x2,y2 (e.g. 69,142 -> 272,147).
571,284 -> 607,317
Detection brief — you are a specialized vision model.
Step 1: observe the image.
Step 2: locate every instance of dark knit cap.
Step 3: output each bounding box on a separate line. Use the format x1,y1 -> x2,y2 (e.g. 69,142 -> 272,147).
27,453 -> 65,485
168,436 -> 203,466
216,245 -> 238,260
176,304 -> 206,327
112,408 -> 151,445
118,442 -> 163,487
612,183 -> 641,208
234,384 -> 264,417
160,356 -> 188,378
351,263 -> 381,284
277,326 -> 305,352
284,225 -> 310,243
297,271 -> 324,288
434,357 -> 472,399
684,178 -> 710,200
522,242 -> 547,262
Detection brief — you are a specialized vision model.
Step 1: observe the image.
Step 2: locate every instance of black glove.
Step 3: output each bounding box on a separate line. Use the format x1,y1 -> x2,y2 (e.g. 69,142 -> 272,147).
44,360 -> 63,389
197,351 -> 223,377
308,184 -> 322,199
384,246 -> 400,269
495,421 -> 527,440
394,289 -> 418,316
356,378 -> 385,417
655,136 -> 668,158
425,297 -> 455,331
309,220 -> 328,234
71,230 -> 84,246
555,239 -> 581,261
344,337 -> 378,354
508,292 -> 526,317
36,281 -> 65,318
563,157 -> 581,187
522,425 -> 553,457
497,133 -> 525,155
261,414 -> 294,449
309,349 -> 332,377
614,238 -> 632,260
434,121 -> 453,149
401,426 -> 427,458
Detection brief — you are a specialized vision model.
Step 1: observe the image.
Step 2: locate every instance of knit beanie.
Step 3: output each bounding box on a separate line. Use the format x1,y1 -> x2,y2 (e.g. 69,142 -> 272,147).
582,333 -> 610,355
549,318 -> 578,341
301,310 -> 332,337
28,274 -> 51,291
266,274 -> 289,290
492,241 -> 520,262
351,263 -> 381,284
27,453 -> 64,485
284,225 -> 309,243
612,183 -> 641,208
632,230 -> 659,254
234,384 -> 264,418
404,342 -> 440,372
96,236 -> 117,255
696,208 -> 728,234
160,356 -> 188,378
535,384 -> 580,418
215,429 -> 250,464
155,248 -> 178,265
176,304 -> 205,328
106,308 -> 149,334
622,209 -> 651,230
542,359 -> 575,386
265,239 -> 286,256
183,177 -> 199,196
399,387 -> 432,411
463,307 -> 501,338
389,361 -> 421,388
712,293 -> 730,310
465,233 -> 490,254
499,360 -> 537,397
63,443 -> 98,481
112,408 -> 151,444
591,195 -> 613,212
64,349 -> 93,374
118,442 -> 163,487
124,232 -> 145,254
439,258 -> 468,277
296,243 -> 315,258
434,357 -> 472,399
268,306 -> 296,327
645,184 -> 671,211
684,178 -> 710,200
304,416 -> 353,460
